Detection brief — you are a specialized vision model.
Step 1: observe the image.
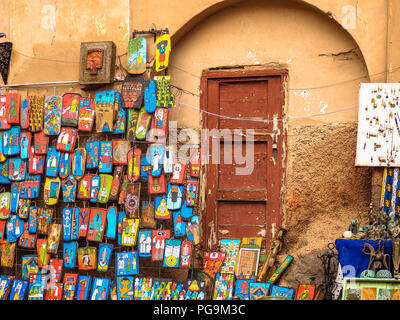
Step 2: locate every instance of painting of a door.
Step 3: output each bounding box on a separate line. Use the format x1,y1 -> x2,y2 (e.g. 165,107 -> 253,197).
201,69 -> 286,252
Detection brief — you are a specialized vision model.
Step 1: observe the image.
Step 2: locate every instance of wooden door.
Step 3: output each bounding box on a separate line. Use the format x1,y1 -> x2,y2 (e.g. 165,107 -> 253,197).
201,69 -> 286,252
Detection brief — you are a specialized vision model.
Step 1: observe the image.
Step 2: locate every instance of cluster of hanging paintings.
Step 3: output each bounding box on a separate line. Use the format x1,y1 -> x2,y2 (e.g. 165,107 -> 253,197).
0,32 -> 210,300
202,237 -> 304,300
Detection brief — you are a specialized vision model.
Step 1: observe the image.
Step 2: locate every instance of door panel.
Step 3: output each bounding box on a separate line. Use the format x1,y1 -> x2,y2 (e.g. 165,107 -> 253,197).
201,69 -> 286,252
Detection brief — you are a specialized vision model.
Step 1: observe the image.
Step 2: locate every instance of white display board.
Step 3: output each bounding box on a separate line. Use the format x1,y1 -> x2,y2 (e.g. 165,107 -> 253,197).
356,83 -> 400,166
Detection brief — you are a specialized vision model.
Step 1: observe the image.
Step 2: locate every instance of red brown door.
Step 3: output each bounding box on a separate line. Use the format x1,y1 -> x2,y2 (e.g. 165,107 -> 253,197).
200,69 -> 286,253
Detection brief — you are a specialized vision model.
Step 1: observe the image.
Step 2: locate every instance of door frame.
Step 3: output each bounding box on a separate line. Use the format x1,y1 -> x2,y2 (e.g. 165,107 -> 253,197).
199,68 -> 288,251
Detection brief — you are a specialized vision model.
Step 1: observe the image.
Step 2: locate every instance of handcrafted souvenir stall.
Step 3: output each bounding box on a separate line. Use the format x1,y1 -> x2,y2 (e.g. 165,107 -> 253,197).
331,83 -> 400,300
0,29 -> 315,301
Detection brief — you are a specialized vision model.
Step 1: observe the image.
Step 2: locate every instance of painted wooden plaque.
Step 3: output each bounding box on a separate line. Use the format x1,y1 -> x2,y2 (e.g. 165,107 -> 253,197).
37,208 -> 53,235
61,93 -> 81,127
106,206 -> 117,239
90,175 -> 100,203
28,206 -> 38,233
56,127 -> 78,153
95,89 -> 115,133
0,192 -> 10,219
0,132 -> 6,162
87,208 -> 107,242
0,275 -> 14,300
180,240 -> 193,268
76,275 -> 92,300
78,246 -> 97,271
1,242 -> 16,267
20,99 -> 29,130
170,158 -> 187,184
47,223 -> 62,254
235,247 -> 260,280
3,126 -> 20,156
140,201 -> 157,229
163,239 -> 181,268
124,183 -> 140,216
18,225 -> 37,249
154,196 -> 170,220
127,108 -> 139,141
220,238 -> 241,274
144,79 -> 157,114
5,92 -> 20,124
36,239 -> 49,268
28,146 -> 44,175
45,147 -> 60,177
112,140 -> 129,165
167,184 -> 183,210
121,217 -> 139,246
148,108 -> 168,143
28,274 -> 45,301
10,184 -> 18,214
78,208 -> 90,238
116,276 -> 134,300
17,198 -> 30,219
110,166 -> 123,201
0,95 -> 11,130
44,282 -> 63,301
78,97 -> 95,131
90,277 -> 111,300
151,230 -> 170,261
154,75 -> 174,108
270,285 -> 295,299
173,211 -> 186,237
186,215 -> 200,245
98,243 -> 113,272
186,180 -> 198,207
113,105 -> 126,134
77,174 -> 92,200
0,160 -> 10,184
138,230 -> 152,257
118,175 -> 129,204
28,94 -> 45,133
62,207 -> 76,241
59,152 -> 72,179
63,241 -> 78,269
43,96 -> 62,135
62,175 -> 77,202
86,140 -> 100,169
178,199 -> 193,221
99,141 -> 112,173
121,74 -> 145,109
9,279 -> 28,300
117,211 -> 127,245
8,158 -> 27,181
63,273 -> 78,300
155,33 -> 171,72
115,251 -> 139,276
72,148 -> 86,180
48,258 -> 64,284
127,148 -> 141,182
190,148 -> 201,177
43,177 -> 61,205
148,173 -> 167,194
203,252 -> 227,280
150,144 -> 165,177
135,107 -> 152,140
20,131 -> 31,159
98,174 -> 112,204
127,37 -> 146,74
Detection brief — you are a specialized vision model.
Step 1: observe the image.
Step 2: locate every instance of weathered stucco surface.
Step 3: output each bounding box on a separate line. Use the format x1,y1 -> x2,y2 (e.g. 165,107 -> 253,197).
1,0 -> 399,283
